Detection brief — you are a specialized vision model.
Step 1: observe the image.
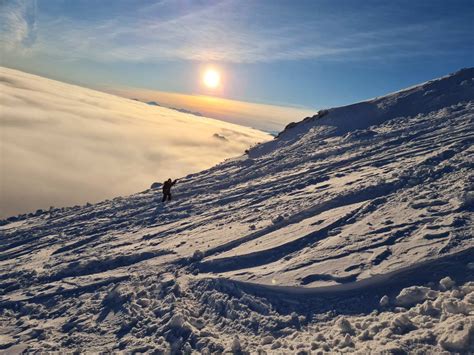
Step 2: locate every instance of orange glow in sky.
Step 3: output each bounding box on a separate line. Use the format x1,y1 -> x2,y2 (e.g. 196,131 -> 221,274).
106,86 -> 315,132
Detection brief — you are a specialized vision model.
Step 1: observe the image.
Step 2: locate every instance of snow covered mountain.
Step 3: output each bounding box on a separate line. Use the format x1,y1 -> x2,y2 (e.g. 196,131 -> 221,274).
1,68 -> 473,353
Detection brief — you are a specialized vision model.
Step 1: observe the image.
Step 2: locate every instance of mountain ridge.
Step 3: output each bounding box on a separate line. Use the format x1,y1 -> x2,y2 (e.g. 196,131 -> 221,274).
255,67 -> 474,156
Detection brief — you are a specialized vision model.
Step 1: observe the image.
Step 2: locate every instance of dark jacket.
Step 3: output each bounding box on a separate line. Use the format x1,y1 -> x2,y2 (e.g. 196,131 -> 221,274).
162,180 -> 176,194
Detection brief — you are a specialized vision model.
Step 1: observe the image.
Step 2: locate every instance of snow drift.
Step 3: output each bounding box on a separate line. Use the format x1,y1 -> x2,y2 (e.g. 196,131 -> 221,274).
0,67 -> 271,218
0,68 -> 473,353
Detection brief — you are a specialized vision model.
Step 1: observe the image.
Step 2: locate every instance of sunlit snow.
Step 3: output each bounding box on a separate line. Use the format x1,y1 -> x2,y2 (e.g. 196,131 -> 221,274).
0,68 -> 473,353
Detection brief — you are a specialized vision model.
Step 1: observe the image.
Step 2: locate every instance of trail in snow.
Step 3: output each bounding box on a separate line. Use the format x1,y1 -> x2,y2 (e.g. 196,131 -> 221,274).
0,68 -> 473,353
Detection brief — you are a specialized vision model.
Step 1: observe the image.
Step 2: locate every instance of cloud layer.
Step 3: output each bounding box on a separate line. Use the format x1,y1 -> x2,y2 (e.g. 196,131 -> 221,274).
0,67 -> 271,218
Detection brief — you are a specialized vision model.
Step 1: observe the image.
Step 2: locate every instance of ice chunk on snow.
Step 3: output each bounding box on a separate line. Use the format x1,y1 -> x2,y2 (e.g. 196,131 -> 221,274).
395,286 -> 438,306
390,314 -> 417,334
439,276 -> 456,290
337,317 -> 354,335
379,295 -> 390,307
442,298 -> 470,315
418,300 -> 440,317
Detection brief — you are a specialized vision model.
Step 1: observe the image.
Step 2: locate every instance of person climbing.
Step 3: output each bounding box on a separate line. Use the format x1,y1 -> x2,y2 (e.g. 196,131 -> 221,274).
162,178 -> 177,202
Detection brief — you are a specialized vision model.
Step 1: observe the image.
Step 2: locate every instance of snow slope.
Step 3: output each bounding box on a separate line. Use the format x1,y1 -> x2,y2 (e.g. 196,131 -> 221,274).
0,68 -> 473,353
0,67 -> 271,218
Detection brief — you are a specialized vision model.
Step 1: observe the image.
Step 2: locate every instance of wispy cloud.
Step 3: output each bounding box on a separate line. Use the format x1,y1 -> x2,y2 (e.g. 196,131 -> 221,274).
1,0 -> 471,64
0,0 -> 37,51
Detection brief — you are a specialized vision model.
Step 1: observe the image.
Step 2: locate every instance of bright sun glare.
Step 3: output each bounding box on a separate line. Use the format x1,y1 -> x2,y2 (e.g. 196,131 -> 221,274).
203,69 -> 220,89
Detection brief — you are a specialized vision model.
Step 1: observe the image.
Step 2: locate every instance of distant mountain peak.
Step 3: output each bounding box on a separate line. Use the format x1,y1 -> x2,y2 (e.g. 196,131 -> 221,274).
135,99 -> 204,117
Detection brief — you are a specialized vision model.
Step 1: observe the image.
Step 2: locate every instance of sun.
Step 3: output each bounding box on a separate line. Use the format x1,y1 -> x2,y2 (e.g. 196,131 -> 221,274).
203,69 -> 220,89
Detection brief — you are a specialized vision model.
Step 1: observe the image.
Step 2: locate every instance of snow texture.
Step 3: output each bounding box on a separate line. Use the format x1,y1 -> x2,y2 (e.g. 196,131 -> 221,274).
0,68 -> 473,352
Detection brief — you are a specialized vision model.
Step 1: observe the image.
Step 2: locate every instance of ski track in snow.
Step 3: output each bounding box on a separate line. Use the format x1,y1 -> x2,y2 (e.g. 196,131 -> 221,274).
0,68 -> 473,353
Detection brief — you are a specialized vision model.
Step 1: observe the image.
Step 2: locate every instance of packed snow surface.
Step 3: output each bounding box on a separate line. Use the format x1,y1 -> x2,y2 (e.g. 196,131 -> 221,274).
0,67 -> 271,218
1,68 -> 473,353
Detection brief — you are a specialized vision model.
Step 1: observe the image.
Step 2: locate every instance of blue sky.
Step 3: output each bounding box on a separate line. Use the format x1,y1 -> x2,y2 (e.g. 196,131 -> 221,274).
1,0 -> 473,112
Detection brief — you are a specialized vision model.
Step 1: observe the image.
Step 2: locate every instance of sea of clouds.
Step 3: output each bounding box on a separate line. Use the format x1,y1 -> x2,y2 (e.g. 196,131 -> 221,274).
0,67 -> 271,218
